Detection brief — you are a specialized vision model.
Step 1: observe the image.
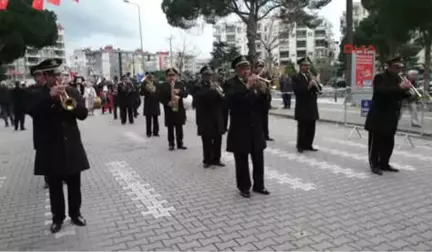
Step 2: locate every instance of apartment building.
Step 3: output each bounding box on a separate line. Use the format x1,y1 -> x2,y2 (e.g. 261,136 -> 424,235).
212,17 -> 335,67
6,24 -> 67,81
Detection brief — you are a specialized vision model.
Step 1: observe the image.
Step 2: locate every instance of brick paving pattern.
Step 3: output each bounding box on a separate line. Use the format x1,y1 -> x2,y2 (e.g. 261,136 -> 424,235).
0,107 -> 432,251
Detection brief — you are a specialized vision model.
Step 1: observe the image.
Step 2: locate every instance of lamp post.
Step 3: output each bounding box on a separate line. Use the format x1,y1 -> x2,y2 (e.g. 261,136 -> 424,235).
123,0 -> 145,74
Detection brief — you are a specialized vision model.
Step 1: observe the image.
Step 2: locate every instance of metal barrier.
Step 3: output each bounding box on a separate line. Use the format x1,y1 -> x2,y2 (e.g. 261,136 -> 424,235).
343,90 -> 431,148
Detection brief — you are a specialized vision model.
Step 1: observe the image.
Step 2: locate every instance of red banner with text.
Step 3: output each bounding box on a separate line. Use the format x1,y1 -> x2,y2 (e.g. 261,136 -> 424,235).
354,52 -> 374,88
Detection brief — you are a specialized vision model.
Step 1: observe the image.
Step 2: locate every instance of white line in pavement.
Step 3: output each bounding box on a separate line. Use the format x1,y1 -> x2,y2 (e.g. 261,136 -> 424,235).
43,190 -> 76,238
106,161 -> 175,218
325,138 -> 432,164
123,131 -> 147,143
265,147 -> 369,179
222,153 -> 316,191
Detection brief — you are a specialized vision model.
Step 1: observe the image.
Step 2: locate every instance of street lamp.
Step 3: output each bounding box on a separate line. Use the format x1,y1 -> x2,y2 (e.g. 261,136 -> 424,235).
123,0 -> 144,74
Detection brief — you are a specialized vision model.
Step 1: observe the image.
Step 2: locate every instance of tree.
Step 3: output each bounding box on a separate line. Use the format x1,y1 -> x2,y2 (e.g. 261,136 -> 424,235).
208,41 -> 240,70
161,0 -> 331,65
0,0 -> 58,65
284,60 -> 296,77
173,32 -> 200,74
256,16 -> 281,76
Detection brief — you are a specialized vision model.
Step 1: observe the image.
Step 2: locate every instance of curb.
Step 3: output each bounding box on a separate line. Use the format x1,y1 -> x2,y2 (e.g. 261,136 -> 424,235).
269,111 -> 432,139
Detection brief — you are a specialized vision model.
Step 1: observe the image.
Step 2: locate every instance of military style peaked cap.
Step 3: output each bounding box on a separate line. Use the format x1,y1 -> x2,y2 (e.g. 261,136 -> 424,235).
386,56 -> 404,67
165,67 -> 179,75
297,57 -> 311,65
231,55 -> 250,69
30,58 -> 63,76
200,65 -> 213,75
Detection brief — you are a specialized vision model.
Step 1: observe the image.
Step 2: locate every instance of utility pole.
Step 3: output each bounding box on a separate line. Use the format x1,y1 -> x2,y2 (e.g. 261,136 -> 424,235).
345,0 -> 353,102
167,35 -> 174,67
118,51 -> 123,77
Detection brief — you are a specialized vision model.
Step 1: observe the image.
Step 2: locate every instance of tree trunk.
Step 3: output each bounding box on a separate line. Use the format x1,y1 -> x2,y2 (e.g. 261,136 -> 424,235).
424,38 -> 431,92
246,15 -> 258,68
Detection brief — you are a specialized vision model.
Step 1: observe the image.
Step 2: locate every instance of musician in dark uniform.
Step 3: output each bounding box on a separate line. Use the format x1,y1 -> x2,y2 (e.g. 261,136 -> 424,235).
218,68 -> 231,132
112,75 -> 119,120
25,59 -> 89,233
140,72 -> 160,137
254,60 -> 274,141
226,56 -> 270,198
194,65 -> 226,168
292,57 -> 321,153
365,57 -> 412,175
117,78 -> 135,124
11,81 -> 27,131
159,68 -> 188,150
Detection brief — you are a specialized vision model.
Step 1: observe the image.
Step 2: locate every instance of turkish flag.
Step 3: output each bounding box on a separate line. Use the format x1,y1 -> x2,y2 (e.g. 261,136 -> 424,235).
47,0 -> 60,5
73,0 -> 78,2
32,0 -> 44,10
0,0 -> 9,10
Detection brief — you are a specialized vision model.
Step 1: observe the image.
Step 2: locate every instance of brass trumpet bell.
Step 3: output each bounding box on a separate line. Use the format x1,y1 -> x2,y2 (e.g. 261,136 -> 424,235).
61,92 -> 77,111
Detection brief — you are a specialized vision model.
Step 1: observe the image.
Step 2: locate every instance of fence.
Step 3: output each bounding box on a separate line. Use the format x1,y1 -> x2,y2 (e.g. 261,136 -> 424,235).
343,90 -> 432,148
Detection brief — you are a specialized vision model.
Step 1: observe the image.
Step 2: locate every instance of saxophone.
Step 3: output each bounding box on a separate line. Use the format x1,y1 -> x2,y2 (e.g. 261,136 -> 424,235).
170,81 -> 179,112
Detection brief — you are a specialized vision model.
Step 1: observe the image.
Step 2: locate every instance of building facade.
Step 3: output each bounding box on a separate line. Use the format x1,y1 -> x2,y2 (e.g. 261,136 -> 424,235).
212,17 -> 335,67
6,24 -> 67,81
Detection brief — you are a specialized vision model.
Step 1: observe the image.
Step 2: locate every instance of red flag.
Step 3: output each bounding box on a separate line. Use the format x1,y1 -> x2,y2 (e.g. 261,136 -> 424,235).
32,0 -> 44,10
47,0 -> 60,5
0,0 -> 9,10
73,0 -> 78,2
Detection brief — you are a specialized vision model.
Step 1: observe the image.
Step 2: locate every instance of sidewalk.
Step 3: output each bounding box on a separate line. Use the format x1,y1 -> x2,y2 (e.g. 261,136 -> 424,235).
270,100 -> 432,137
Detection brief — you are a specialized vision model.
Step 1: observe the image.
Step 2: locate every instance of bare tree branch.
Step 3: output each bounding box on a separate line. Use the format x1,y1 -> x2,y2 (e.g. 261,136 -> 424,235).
258,3 -> 283,20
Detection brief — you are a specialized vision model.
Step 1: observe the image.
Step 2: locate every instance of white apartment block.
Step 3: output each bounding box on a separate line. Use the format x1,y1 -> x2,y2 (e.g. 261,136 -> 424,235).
6,24 -> 67,81
213,17 -> 335,67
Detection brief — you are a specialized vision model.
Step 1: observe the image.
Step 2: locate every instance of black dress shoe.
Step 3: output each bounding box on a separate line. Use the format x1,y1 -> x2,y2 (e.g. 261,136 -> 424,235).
266,137 -> 274,141
371,167 -> 383,175
71,216 -> 87,226
253,188 -> 270,195
169,146 -> 175,151
297,148 -> 304,153
239,191 -> 251,198
146,134 -> 152,137
44,183 -> 49,189
153,133 -> 159,137
50,222 -> 63,233
178,146 -> 187,150
203,163 -> 211,168
381,166 -> 399,172
212,161 -> 226,167
306,147 -> 318,151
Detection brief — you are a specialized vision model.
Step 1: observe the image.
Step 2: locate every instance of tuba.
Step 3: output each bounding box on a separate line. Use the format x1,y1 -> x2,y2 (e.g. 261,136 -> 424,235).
170,81 -> 179,112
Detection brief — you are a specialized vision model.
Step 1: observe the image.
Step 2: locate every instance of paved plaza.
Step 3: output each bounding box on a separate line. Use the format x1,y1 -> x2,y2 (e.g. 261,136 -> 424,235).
0,107 -> 432,251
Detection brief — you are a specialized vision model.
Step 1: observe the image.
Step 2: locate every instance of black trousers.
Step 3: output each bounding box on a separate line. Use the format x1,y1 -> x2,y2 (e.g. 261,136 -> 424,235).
282,93 -> 292,108
297,120 -> 316,149
263,110 -> 270,138
1,104 -> 12,126
201,135 -> 222,164
146,115 -> 159,136
167,125 -> 183,147
234,151 -> 265,192
223,109 -> 229,131
46,173 -> 82,223
13,110 -> 25,130
113,104 -> 118,119
120,106 -> 134,124
368,131 -> 395,169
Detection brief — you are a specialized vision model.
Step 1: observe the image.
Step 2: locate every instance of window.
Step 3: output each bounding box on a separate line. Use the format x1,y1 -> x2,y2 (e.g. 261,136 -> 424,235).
296,41 -> 306,48
315,39 -> 328,47
296,30 -> 306,37
279,32 -> 289,39
297,50 -> 306,57
279,51 -> 290,58
308,32 -> 313,36
315,30 -> 326,37
226,25 -> 236,33
226,35 -> 236,42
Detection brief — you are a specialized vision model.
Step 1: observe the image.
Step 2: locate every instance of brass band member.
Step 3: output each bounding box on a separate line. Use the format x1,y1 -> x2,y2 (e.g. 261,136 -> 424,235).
117,77 -> 135,124
26,59 -> 89,233
159,68 -> 188,150
365,56 -> 412,175
140,72 -> 160,137
226,56 -> 270,198
194,65 -> 226,168
218,68 -> 230,132
255,60 -> 274,141
292,57 -> 320,153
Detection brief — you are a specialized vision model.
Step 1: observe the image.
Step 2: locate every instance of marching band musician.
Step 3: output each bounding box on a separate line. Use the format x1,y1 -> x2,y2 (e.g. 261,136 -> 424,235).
194,66 -> 226,168
25,59 -> 89,233
254,60 -> 274,141
117,77 -> 135,125
365,56 -> 412,175
218,68 -> 231,132
292,57 -> 320,153
140,72 -> 161,137
159,68 -> 188,151
226,56 -> 270,198
112,75 -> 119,120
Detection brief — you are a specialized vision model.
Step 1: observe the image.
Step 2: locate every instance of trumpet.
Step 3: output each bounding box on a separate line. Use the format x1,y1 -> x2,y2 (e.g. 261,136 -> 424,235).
398,73 -> 422,98
60,88 -> 77,111
248,74 -> 268,93
210,81 -> 224,97
145,81 -> 156,93
307,70 -> 323,94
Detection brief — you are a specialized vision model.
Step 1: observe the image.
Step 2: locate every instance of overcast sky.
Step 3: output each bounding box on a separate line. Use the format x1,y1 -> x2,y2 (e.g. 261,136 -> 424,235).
47,0 -> 352,59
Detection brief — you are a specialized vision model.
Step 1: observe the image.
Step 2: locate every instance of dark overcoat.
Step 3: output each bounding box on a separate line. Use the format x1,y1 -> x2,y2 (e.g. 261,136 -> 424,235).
26,86 -> 90,176
292,72 -> 320,121
158,81 -> 188,127
11,87 -> 27,112
194,80 -> 225,137
140,80 -> 161,116
365,71 -> 411,135
226,77 -> 267,153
